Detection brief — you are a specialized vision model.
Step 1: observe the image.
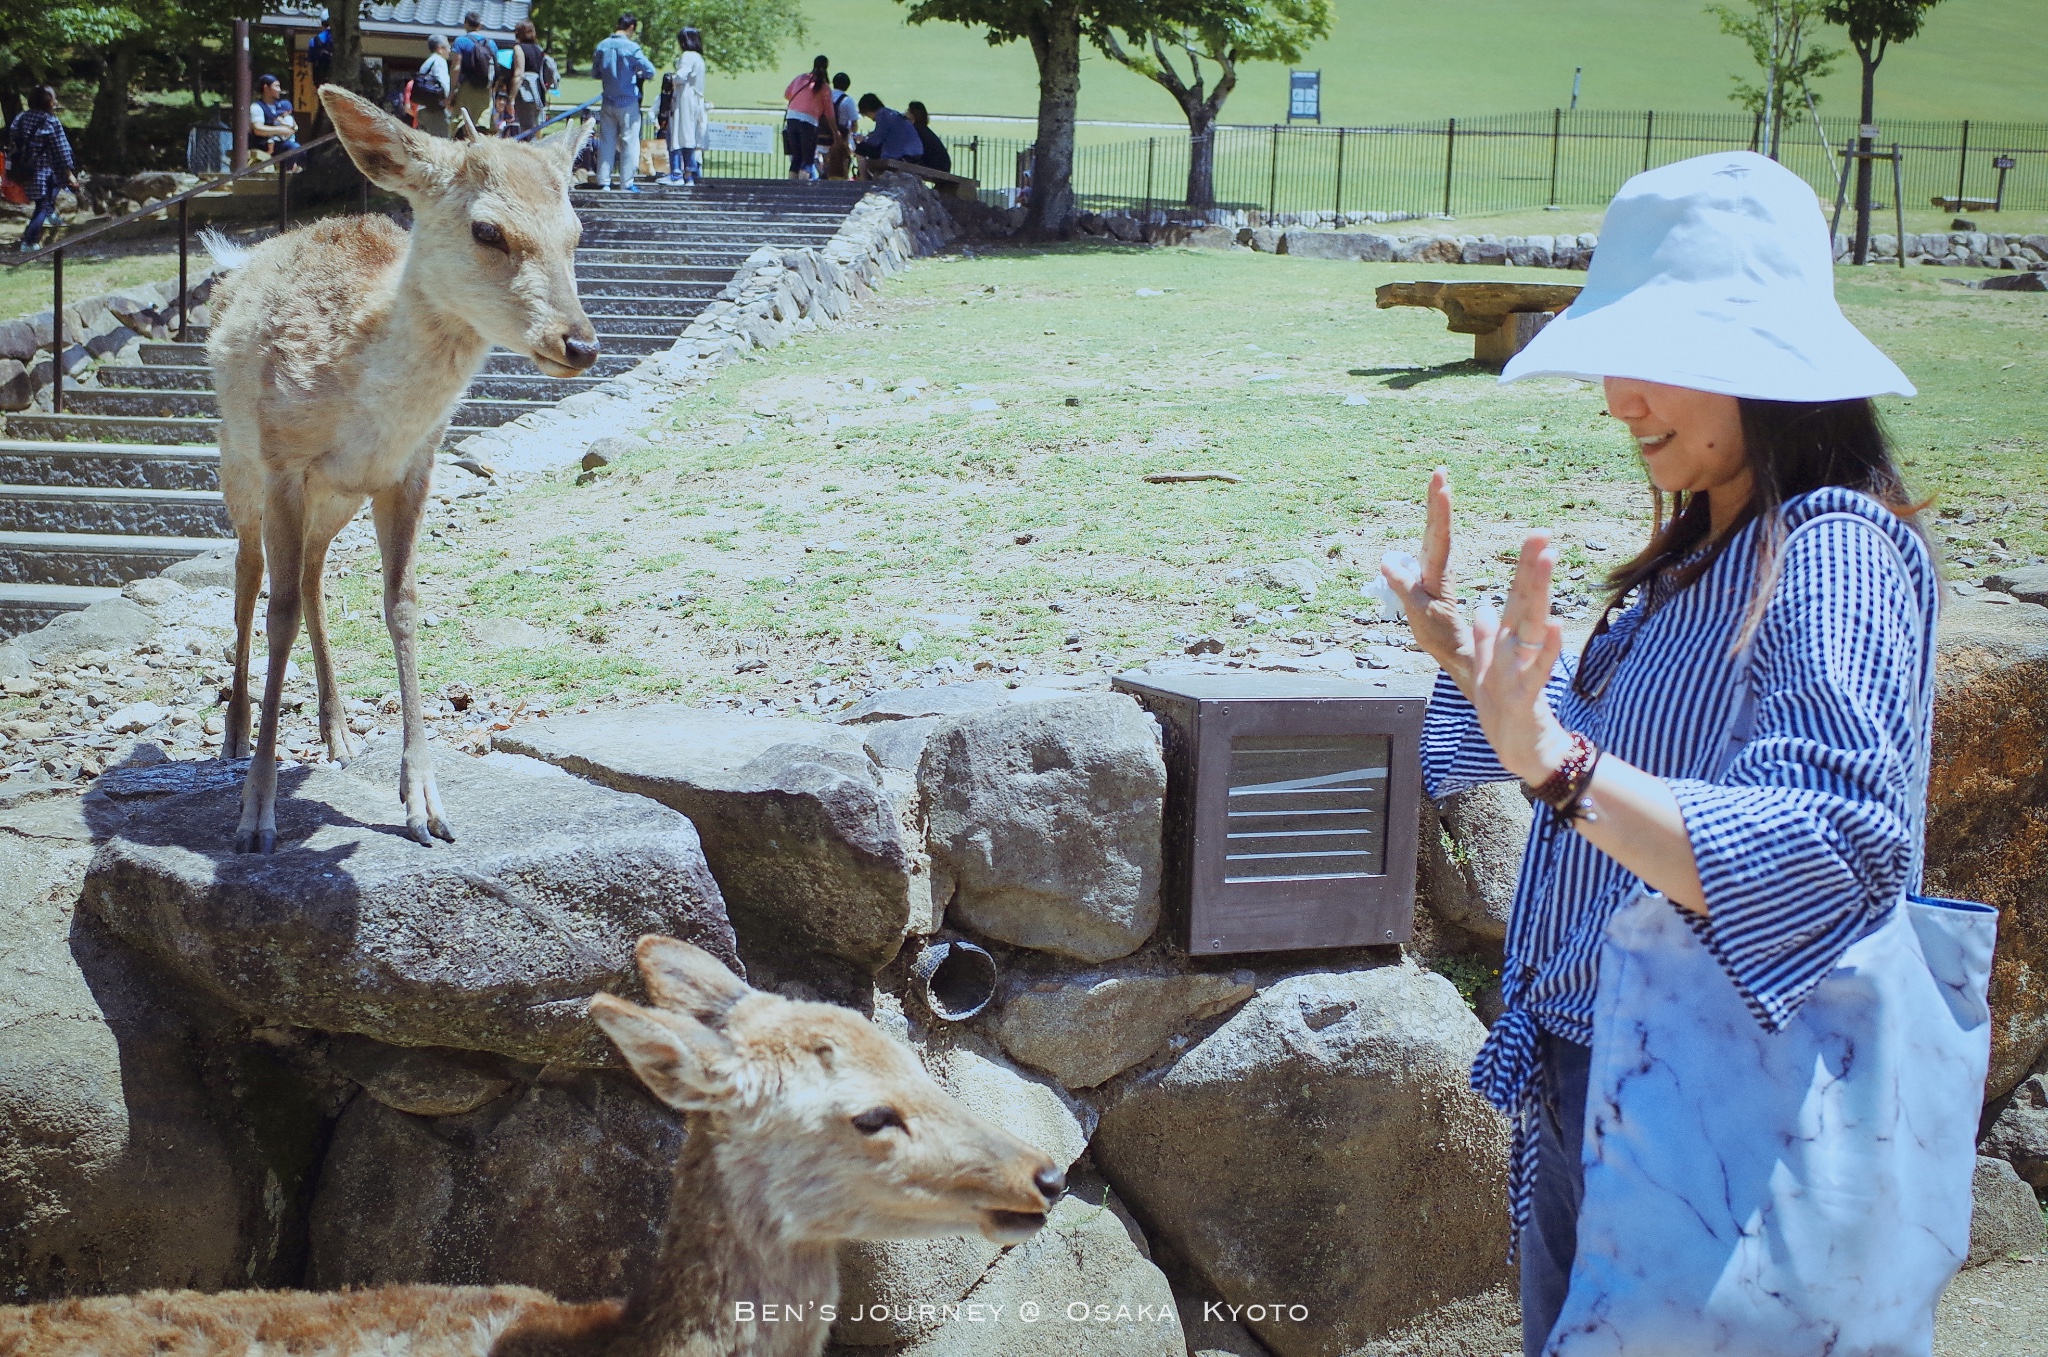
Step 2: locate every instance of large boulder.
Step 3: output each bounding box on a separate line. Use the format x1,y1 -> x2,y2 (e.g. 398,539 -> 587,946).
923,695 -> 1166,963
1419,782 -> 1530,943
498,707 -> 931,970
0,790 -> 316,1299
1966,1155 -> 2047,1267
1092,962 -> 1511,1357
307,1068 -> 682,1301
83,746 -> 737,1065
1981,1072 -> 2048,1191
1282,230 -> 1392,262
1925,596 -> 2048,1098
888,1193 -> 1185,1357
993,965 -> 1257,1088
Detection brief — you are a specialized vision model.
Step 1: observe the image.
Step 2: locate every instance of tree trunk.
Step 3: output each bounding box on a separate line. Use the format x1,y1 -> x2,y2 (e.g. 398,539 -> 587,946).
330,1 -> 365,118
84,42 -> 136,172
0,85 -> 21,130
1184,107 -> 1215,208
1023,0 -> 1081,240
1851,44 -> 1878,266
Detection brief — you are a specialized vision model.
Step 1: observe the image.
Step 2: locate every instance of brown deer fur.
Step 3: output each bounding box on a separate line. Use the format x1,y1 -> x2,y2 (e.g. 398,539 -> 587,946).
0,937 -> 1063,1357
207,87 -> 598,854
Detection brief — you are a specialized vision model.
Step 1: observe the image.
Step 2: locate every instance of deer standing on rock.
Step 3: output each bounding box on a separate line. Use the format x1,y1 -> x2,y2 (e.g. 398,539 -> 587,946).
0,936 -> 1066,1356
207,87 -> 599,854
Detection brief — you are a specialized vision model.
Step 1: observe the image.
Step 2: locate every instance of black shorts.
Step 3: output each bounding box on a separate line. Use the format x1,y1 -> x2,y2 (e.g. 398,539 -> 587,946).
782,118 -> 819,173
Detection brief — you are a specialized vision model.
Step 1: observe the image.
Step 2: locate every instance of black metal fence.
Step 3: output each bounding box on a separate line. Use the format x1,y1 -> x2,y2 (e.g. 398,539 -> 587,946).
694,108 -> 2048,220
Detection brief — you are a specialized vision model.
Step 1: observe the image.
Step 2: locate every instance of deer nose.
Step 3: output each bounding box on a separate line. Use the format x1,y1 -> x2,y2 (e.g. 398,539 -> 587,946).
562,336 -> 600,370
1033,1165 -> 1066,1202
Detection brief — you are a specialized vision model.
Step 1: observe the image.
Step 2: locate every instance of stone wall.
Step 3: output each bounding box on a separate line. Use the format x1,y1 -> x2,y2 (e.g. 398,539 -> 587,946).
0,271 -> 218,412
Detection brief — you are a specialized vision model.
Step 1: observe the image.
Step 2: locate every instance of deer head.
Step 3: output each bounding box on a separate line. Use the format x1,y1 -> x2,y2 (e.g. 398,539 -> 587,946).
320,86 -> 599,378
592,937 -> 1065,1247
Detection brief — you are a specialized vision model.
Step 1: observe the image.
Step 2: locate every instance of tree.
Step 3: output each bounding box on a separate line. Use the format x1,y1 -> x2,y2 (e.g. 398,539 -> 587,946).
1087,0 -> 1331,209
531,0 -> 803,73
1822,0 -> 1941,263
1705,0 -> 1836,158
898,0 -> 1089,239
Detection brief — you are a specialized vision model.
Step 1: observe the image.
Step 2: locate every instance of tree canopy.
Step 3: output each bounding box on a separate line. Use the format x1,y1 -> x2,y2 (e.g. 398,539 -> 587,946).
532,0 -> 805,70
1705,0 -> 1838,123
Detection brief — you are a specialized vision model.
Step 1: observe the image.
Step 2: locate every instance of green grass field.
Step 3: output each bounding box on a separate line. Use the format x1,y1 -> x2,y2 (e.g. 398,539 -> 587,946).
283,245 -> 2048,711
642,0 -> 2044,127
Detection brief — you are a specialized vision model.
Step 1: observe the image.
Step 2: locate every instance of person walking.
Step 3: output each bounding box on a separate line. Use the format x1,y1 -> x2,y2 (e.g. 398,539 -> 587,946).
824,72 -> 857,179
410,36 -> 452,136
660,27 -> 708,185
507,20 -> 549,139
451,11 -> 499,132
592,12 -> 656,190
6,86 -> 78,253
905,101 -> 950,173
781,55 -> 832,181
1380,150 -> 1993,1357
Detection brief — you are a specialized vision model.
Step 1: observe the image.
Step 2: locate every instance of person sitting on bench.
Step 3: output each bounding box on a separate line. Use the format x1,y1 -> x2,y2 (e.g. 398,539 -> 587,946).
250,74 -> 301,156
854,93 -> 924,165
905,101 -> 951,174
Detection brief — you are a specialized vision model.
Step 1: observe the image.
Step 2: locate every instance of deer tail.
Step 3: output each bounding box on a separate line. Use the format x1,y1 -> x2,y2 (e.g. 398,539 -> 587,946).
199,228 -> 252,273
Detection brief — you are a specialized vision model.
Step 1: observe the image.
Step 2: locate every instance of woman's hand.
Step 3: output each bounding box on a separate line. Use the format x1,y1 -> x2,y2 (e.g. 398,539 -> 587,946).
1379,468 -> 1476,692
1471,533 -> 1574,785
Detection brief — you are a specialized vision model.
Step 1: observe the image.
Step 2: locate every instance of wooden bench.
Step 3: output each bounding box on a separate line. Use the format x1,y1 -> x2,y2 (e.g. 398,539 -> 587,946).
1374,280 -> 1583,371
1930,196 -> 1999,214
859,157 -> 980,200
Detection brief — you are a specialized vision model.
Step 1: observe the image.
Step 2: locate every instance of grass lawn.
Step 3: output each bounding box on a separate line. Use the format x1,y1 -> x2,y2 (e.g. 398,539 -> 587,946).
0,243 -> 186,321
297,244 -> 2048,718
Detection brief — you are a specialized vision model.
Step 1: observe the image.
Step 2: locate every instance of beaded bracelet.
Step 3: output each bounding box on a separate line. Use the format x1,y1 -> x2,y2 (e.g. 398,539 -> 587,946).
1530,731 -> 1602,823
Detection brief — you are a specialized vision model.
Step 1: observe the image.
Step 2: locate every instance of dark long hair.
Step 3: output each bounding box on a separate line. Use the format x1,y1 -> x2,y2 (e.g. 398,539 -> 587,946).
679,26 -> 702,52
1574,397 -> 1926,698
809,54 -> 829,90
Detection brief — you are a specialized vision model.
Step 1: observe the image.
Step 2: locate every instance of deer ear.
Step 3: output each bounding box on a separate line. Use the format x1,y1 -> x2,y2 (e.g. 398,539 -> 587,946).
636,935 -> 750,1026
320,86 -> 445,192
590,993 -> 739,1110
544,118 -> 590,172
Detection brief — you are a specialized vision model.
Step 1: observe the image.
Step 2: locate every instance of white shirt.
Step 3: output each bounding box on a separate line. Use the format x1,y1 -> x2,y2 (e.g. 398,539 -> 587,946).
418,53 -> 450,92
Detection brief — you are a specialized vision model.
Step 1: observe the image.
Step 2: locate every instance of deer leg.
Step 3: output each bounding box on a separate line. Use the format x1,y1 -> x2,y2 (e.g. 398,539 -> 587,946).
226,526 -> 264,761
372,461 -> 453,846
235,480 -> 308,855
301,492 -> 367,764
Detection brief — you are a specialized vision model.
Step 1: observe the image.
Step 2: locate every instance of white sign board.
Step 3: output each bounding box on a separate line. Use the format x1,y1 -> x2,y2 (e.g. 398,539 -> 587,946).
706,121 -> 776,155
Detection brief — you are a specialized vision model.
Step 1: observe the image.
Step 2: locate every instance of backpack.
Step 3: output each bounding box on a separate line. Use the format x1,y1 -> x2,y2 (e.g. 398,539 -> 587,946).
540,52 -> 560,90
458,36 -> 497,88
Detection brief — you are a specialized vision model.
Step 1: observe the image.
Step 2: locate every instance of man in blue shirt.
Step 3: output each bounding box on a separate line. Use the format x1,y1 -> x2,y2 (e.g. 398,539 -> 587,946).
592,12 -> 657,190
854,94 -> 924,164
450,11 -> 498,134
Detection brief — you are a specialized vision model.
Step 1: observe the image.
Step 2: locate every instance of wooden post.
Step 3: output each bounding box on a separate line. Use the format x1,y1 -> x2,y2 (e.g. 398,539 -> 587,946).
1892,144 -> 1907,270
232,19 -> 251,172
1547,108 -> 1561,207
1333,127 -> 1345,220
1954,120 -> 1969,210
1442,118 -> 1456,216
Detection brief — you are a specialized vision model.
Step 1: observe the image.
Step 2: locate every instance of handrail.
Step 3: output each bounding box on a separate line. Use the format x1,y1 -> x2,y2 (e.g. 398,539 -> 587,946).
516,95 -> 601,142
2,128 -> 343,269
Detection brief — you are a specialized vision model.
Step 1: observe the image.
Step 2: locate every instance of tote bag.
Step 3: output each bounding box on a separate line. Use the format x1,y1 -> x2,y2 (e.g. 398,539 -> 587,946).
1550,515 -> 1998,1357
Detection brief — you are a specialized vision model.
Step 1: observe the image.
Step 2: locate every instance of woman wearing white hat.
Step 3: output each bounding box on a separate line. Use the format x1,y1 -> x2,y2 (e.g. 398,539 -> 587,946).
1382,150 -> 1996,1357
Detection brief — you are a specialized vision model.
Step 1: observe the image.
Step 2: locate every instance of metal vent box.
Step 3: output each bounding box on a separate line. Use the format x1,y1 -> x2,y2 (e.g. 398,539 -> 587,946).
1114,671 -> 1431,956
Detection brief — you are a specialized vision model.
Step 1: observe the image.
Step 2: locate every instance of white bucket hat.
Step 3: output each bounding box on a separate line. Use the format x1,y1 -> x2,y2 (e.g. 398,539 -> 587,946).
1500,150 -> 1914,400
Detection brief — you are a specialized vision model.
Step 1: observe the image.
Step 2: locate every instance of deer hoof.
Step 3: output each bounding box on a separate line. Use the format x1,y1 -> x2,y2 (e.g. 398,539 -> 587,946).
233,826 -> 277,855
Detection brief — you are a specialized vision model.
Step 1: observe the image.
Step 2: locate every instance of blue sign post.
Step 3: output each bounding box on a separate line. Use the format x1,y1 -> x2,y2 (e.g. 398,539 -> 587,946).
1289,70 -> 1321,123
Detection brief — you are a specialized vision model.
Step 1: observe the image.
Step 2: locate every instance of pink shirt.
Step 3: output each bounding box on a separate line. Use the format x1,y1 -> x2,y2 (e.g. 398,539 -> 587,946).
783,73 -> 833,125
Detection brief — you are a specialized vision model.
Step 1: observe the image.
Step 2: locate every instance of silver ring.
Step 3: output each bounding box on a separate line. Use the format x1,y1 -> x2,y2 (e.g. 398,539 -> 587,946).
1513,635 -> 1544,650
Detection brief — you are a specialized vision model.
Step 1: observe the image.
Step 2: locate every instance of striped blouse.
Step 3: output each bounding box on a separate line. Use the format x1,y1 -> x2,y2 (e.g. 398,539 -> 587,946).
1421,486 -> 1941,1240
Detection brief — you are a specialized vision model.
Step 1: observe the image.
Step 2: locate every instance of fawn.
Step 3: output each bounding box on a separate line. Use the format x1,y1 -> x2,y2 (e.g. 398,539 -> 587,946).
0,936 -> 1065,1356
207,86 -> 599,854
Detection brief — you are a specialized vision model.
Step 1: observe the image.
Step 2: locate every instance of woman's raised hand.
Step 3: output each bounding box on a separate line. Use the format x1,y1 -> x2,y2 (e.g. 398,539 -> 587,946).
1380,469 -> 1476,693
1471,532 -> 1573,785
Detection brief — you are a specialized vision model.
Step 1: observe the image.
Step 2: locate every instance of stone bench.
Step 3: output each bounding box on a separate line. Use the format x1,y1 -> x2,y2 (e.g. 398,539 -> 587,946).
860,156 -> 979,200
1374,280 -> 1583,371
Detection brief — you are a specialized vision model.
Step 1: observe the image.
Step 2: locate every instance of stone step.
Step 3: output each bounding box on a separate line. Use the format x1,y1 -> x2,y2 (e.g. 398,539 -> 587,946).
580,231 -> 840,248
0,582 -> 122,640
577,263 -> 735,285
92,365 -> 215,392
138,342 -> 209,367
582,333 -> 674,355
0,529 -> 235,587
576,280 -> 724,301
0,440 -> 220,491
130,348 -> 645,382
49,389 -> 552,430
481,350 -> 641,378
3,413 -> 496,448
582,296 -> 713,319
0,484 -> 232,537
591,316 -> 695,339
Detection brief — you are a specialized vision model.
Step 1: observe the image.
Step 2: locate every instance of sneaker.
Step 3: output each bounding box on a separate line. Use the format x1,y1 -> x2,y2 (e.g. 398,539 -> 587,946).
623,183 -> 642,193
658,173 -> 684,186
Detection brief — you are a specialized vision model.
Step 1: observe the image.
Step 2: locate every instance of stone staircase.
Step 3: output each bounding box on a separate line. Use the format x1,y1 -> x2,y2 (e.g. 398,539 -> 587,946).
0,179 -> 872,639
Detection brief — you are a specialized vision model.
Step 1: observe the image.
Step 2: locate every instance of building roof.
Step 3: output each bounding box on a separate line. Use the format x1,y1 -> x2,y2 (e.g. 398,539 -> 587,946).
261,0 -> 530,34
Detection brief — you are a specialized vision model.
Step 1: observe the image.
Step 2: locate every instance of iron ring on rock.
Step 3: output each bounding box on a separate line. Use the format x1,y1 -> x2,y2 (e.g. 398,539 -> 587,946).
909,939 -> 999,1021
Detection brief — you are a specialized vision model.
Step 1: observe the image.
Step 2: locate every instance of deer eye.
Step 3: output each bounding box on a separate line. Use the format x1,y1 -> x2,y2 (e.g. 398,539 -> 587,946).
471,221 -> 509,252
851,1106 -> 906,1135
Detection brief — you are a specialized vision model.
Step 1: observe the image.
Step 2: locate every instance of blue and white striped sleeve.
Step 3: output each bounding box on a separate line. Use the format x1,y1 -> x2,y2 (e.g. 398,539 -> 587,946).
1421,659 -> 1576,799
1667,517 -> 1926,1031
